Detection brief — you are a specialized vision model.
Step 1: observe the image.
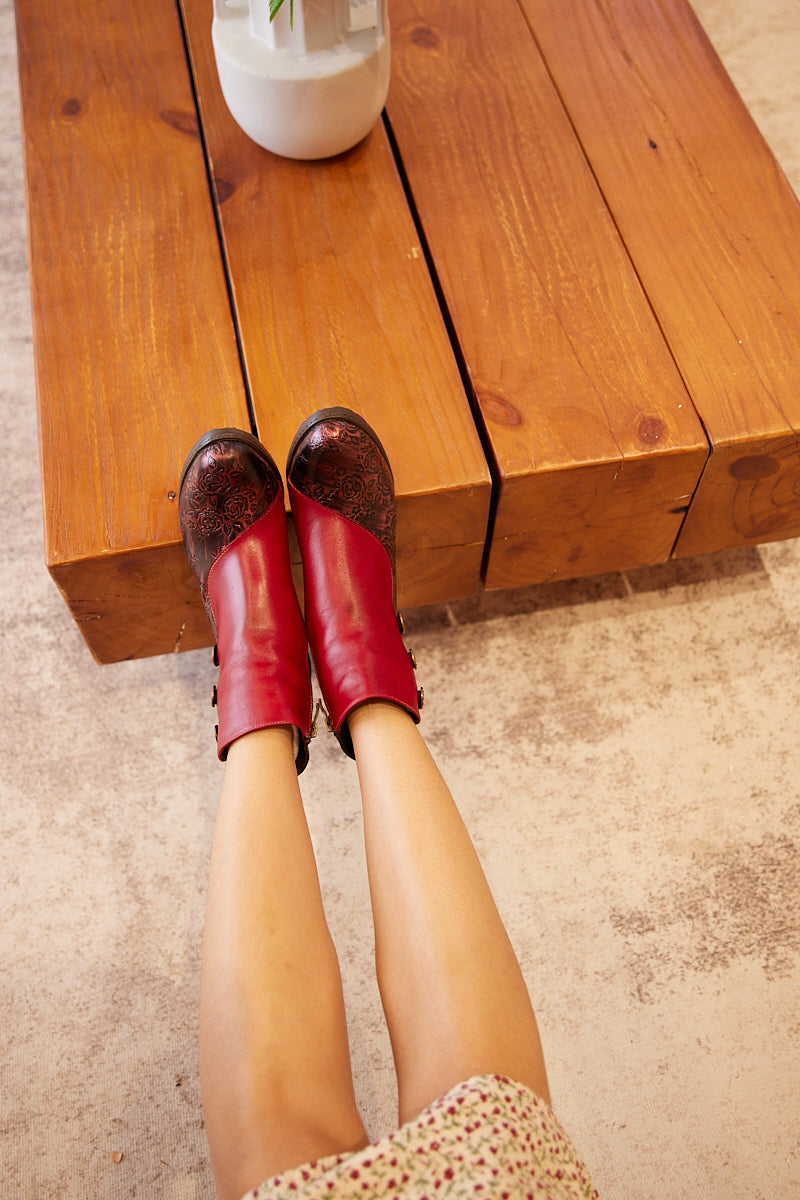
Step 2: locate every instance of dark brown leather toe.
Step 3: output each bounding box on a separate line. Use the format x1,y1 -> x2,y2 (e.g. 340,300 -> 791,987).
179,428 -> 281,623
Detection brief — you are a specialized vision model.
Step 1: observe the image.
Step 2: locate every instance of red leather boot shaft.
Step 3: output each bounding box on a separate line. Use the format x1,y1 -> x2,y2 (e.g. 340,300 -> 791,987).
290,481 -> 420,747
207,501 -> 312,762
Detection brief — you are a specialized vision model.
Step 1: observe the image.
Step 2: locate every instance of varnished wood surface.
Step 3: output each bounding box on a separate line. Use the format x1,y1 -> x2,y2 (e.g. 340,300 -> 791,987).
179,0 -> 492,609
522,0 -> 800,557
49,546 -> 214,663
15,0 -> 249,660
385,0 -> 709,589
17,0 -> 490,661
17,0 -> 800,660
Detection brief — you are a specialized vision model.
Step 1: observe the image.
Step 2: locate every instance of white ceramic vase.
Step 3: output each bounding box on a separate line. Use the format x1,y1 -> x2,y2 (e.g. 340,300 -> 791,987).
212,0 -> 390,160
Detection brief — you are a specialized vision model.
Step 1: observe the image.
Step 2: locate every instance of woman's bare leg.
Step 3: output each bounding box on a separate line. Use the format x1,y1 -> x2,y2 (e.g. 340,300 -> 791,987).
349,701 -> 550,1126
199,726 -> 367,1200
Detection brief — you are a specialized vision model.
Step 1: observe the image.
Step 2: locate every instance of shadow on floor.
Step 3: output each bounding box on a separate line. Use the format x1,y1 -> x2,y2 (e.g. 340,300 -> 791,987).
405,544 -> 770,630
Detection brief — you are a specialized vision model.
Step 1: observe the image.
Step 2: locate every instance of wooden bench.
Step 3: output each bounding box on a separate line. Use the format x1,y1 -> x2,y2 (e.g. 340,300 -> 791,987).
386,0 -> 800,588
15,0 -> 800,663
521,0 -> 800,568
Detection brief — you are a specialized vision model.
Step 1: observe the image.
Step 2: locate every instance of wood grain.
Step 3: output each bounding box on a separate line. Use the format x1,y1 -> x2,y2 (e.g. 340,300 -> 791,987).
15,0 -> 248,660
24,0 -> 798,660
385,0 -> 709,589
49,545 -> 214,663
179,0 -> 492,608
522,0 -> 800,557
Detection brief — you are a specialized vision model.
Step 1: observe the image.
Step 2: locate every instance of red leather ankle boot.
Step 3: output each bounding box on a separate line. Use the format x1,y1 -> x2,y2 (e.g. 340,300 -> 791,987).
180,428 -> 313,771
286,407 -> 422,758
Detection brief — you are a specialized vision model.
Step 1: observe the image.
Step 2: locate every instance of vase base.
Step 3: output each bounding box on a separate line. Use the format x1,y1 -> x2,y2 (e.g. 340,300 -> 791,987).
212,15 -> 391,160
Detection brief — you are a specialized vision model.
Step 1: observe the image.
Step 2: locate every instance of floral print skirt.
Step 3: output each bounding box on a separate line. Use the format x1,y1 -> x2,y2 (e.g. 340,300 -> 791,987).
241,1074 -> 599,1200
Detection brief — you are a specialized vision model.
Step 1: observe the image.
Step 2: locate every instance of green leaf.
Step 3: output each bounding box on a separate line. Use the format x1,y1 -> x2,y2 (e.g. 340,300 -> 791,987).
269,0 -> 294,24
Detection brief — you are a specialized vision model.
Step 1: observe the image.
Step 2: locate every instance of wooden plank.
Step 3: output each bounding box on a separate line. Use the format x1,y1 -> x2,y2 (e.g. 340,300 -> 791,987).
15,0 -> 249,662
48,545 -> 213,662
179,0 -> 492,608
521,0 -> 800,558
385,0 -> 709,590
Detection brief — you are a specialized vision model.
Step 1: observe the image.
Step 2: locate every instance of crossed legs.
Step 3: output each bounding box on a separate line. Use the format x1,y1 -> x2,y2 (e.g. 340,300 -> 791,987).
199,707 -> 550,1200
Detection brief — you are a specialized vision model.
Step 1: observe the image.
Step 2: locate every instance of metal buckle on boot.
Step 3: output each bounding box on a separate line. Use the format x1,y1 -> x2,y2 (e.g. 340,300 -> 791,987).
311,698 -> 333,738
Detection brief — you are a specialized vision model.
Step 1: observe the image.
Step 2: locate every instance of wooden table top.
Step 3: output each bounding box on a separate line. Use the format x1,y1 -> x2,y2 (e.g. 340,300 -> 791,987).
15,0 -> 800,660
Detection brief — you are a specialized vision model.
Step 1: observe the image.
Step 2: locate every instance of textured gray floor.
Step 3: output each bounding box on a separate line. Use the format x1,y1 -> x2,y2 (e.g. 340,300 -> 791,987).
3,1 -> 799,1196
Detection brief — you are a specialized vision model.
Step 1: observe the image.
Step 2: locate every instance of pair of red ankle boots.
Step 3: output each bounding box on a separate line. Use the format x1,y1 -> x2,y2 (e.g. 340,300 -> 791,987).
179,408 -> 423,772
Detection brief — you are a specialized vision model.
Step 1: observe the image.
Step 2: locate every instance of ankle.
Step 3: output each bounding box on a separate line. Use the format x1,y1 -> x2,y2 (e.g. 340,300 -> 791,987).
224,723 -> 297,765
347,700 -> 418,746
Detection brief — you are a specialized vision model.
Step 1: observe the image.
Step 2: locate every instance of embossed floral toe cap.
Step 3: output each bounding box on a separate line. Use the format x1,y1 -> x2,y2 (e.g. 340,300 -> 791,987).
179,428 -> 282,615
